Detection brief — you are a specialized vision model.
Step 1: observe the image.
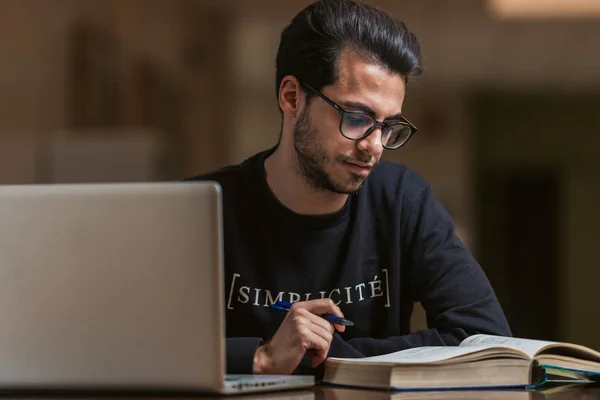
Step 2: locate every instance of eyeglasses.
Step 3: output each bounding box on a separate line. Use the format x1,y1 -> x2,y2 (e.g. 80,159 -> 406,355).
299,80 -> 417,150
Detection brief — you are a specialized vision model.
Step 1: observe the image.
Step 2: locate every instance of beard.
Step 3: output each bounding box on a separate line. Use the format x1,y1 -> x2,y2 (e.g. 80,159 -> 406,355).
292,107 -> 376,195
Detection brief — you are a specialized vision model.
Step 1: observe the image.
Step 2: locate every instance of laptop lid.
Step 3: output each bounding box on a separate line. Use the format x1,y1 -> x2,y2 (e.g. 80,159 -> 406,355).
0,182 -> 226,392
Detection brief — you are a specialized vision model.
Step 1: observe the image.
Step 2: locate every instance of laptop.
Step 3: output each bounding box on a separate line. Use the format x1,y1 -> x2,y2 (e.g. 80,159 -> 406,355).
0,181 -> 314,394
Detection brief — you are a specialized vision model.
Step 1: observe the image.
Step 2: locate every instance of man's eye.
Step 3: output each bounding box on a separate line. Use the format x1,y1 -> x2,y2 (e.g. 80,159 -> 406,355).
344,115 -> 371,127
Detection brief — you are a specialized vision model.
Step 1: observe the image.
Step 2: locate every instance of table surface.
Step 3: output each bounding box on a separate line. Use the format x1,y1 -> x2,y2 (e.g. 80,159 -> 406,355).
0,384 -> 598,399
312,384 -> 600,399
214,386 -> 600,399
215,384 -> 600,399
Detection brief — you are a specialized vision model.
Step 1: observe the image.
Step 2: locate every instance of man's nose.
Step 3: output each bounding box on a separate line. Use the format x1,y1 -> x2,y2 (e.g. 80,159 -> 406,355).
356,127 -> 384,157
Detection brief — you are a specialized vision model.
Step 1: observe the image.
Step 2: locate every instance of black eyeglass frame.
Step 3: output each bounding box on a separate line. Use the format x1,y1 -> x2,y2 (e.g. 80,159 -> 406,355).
298,79 -> 417,150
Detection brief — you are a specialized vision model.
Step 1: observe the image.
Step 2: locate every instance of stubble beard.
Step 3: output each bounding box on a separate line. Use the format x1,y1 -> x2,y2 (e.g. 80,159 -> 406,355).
292,107 -> 373,195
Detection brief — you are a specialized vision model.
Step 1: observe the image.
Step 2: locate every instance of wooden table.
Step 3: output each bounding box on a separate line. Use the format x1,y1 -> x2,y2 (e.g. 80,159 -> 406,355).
312,384 -> 600,399
143,384 -> 600,399
1,385 -> 598,399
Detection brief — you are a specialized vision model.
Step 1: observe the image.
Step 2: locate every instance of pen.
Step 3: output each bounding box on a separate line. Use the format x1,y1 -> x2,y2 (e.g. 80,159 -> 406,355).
271,300 -> 354,327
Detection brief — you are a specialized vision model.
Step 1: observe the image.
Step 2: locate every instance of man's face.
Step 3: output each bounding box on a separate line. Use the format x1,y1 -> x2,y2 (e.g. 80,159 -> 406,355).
293,49 -> 407,195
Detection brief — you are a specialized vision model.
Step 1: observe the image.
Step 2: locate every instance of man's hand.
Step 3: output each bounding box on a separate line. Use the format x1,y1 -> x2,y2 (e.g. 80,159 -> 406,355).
252,299 -> 346,375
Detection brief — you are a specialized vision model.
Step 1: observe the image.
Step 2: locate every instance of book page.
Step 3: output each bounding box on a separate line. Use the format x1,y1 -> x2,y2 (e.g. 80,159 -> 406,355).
461,334 -> 555,358
328,345 -> 500,364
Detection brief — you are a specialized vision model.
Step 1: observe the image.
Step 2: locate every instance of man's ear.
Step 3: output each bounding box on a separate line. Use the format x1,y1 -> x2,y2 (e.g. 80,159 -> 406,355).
278,76 -> 303,118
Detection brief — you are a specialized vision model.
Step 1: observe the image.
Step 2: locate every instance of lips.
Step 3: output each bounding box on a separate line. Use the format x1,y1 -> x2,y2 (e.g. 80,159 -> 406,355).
346,161 -> 373,169
349,162 -> 372,169
344,161 -> 373,174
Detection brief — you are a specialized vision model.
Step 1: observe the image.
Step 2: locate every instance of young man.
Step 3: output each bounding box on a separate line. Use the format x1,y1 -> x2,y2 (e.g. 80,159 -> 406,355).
186,0 -> 511,377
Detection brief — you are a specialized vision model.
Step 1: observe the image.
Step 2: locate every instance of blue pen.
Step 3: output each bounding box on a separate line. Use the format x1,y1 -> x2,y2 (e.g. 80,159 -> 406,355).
271,301 -> 354,327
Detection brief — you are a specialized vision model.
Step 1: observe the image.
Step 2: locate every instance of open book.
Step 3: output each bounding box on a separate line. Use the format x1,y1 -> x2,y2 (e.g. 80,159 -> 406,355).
322,334 -> 600,391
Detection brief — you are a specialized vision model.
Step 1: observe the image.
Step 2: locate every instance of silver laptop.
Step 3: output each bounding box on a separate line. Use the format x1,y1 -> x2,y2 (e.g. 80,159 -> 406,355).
0,182 -> 314,394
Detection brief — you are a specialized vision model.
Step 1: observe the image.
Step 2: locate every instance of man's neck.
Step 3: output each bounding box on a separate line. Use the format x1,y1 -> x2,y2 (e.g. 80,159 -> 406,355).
264,147 -> 348,216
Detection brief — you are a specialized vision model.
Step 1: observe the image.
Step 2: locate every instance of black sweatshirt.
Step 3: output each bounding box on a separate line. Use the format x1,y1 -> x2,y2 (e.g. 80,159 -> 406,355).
185,147 -> 511,376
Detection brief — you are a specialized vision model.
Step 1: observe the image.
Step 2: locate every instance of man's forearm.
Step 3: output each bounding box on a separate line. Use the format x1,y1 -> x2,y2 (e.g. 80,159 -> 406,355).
328,306 -> 512,359
226,337 -> 263,374
328,327 -> 464,359
328,302 -> 511,359
295,328 -> 466,378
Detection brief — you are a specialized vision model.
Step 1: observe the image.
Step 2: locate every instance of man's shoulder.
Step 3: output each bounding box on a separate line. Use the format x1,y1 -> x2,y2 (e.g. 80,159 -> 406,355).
365,160 -> 430,200
182,150 -> 266,190
183,164 -> 244,185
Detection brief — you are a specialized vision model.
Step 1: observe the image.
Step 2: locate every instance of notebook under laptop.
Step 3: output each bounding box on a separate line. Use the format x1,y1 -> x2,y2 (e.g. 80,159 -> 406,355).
0,182 -> 314,394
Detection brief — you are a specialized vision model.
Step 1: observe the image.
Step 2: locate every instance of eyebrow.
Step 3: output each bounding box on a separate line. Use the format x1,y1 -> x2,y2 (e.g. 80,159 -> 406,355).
341,101 -> 404,122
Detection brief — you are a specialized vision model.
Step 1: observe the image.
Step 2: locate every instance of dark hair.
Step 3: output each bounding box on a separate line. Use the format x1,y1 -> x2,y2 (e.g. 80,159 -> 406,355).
275,0 -> 423,101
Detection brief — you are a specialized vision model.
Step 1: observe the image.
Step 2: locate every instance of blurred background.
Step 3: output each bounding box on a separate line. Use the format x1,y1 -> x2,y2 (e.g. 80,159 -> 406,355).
1,0 -> 599,349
